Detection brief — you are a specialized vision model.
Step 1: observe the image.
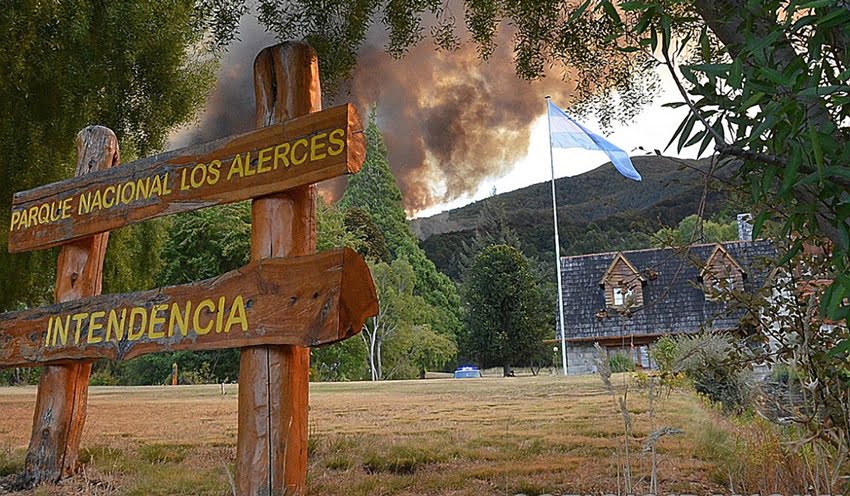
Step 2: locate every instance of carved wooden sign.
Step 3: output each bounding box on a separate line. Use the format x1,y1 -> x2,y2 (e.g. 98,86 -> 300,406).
0,249 -> 376,368
6,42 -> 374,493
8,104 -> 364,253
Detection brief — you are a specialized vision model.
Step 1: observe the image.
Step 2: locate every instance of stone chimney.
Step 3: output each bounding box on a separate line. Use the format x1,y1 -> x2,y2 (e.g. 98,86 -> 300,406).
737,213 -> 753,241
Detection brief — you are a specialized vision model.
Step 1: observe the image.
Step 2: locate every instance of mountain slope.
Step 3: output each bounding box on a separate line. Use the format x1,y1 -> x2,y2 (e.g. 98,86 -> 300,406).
414,155 -> 737,278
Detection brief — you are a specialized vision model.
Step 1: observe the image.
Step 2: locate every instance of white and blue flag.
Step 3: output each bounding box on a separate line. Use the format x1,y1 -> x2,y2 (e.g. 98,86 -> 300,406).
547,100 -> 641,181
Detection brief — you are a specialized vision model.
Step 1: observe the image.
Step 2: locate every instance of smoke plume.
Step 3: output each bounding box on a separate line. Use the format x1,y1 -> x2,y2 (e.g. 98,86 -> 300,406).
169,16 -> 577,214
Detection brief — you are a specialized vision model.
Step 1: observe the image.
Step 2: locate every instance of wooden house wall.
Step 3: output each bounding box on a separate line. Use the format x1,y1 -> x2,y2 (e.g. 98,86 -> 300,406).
703,250 -> 745,292
602,257 -> 644,307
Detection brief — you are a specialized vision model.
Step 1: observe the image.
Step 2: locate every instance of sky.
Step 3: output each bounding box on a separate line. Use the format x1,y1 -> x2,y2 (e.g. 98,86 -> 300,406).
414,71 -> 699,218
167,12 -> 703,220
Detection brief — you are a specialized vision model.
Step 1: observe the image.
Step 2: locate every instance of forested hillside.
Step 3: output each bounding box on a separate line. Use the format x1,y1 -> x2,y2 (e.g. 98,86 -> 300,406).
415,156 -> 739,279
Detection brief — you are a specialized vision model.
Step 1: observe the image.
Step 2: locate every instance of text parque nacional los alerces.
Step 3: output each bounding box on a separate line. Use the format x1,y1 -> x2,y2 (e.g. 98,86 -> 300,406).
9,128 -> 345,233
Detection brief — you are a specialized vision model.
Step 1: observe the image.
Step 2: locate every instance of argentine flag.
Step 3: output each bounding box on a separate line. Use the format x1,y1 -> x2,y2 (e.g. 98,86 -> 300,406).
547,100 -> 641,181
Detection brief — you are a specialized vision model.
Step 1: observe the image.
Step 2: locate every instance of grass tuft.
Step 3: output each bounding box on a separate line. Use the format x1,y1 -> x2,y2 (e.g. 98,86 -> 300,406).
138,443 -> 189,465
362,445 -> 446,474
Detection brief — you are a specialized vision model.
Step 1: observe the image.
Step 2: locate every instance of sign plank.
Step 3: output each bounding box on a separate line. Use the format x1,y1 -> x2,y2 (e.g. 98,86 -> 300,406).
0,248 -> 377,368
9,104 -> 365,253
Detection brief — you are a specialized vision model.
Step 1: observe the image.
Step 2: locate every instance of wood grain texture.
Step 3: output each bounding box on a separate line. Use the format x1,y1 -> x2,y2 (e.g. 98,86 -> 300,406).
237,41 -> 320,496
9,105 -> 364,253
0,249 -> 377,368
23,126 -> 118,486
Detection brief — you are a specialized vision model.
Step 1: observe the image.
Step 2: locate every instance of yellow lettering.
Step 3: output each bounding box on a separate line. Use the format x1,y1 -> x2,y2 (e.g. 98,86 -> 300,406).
190,163 -> 206,189
180,168 -> 191,191
72,313 -> 87,344
78,192 -> 90,215
244,151 -> 256,176
292,139 -> 309,165
148,304 -> 168,339
10,211 -> 20,232
37,204 -> 49,224
90,189 -> 103,211
194,299 -> 215,335
44,315 -> 54,346
168,301 -> 192,337
106,308 -> 127,341
120,181 -> 136,204
273,143 -> 290,169
53,315 -> 70,346
50,202 -> 61,222
257,147 -> 273,173
128,307 -> 147,341
17,209 -> 29,230
224,295 -> 249,333
327,128 -> 345,156
27,206 -> 38,228
228,154 -> 245,180
103,185 -> 116,209
135,177 -> 151,201
87,311 -> 105,344
61,198 -> 72,219
150,174 -> 163,197
162,172 -> 172,195
207,161 -> 221,185
310,133 -> 328,161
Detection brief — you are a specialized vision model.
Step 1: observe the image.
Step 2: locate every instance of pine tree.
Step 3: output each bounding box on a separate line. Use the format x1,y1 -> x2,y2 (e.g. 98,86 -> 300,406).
340,109 -> 461,336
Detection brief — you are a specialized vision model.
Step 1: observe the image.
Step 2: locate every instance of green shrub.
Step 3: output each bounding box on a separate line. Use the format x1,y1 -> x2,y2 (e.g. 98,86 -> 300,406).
0,367 -> 40,386
90,369 -> 118,386
672,332 -> 751,412
608,352 -> 635,373
650,336 -> 677,373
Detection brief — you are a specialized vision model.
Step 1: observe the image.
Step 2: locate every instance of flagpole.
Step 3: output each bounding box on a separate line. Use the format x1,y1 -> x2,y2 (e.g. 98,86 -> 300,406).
546,96 -> 569,376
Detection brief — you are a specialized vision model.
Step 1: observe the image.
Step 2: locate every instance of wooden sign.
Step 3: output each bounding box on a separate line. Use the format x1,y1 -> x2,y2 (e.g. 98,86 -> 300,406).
10,42 -> 376,493
0,248 -> 377,368
8,104 -> 365,253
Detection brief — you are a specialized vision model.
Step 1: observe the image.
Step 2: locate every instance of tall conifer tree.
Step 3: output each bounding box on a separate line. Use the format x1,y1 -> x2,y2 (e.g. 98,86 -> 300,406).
340,109 -> 460,336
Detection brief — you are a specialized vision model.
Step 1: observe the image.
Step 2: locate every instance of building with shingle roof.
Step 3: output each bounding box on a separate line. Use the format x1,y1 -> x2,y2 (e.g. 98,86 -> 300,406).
557,238 -> 777,374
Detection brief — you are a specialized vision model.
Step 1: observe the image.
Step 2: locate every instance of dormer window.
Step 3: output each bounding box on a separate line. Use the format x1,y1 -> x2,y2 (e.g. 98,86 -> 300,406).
700,244 -> 745,300
600,253 -> 645,309
613,287 -> 633,306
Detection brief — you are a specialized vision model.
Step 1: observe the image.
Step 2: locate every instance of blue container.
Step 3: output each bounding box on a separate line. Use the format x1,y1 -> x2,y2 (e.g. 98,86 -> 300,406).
453,366 -> 482,379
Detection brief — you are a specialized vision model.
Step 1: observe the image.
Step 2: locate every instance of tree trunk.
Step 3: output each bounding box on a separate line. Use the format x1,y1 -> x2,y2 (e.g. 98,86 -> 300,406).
236,42 -> 318,496
419,367 -> 426,380
376,336 -> 383,380
23,126 -> 118,486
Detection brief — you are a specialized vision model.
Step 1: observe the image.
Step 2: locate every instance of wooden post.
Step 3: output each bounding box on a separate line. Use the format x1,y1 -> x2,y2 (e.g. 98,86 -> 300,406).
237,42 -> 319,496
23,126 -> 118,485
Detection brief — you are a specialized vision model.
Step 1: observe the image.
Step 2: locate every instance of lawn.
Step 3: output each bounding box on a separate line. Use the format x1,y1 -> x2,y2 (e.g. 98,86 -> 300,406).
0,374 -> 761,495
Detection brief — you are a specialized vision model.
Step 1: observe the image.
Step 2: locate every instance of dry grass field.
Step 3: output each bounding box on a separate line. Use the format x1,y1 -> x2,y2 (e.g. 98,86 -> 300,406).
0,374 -> 797,495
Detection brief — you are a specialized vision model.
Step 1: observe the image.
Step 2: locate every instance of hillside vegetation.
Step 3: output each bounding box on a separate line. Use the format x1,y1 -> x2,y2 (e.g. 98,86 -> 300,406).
414,156 -> 739,279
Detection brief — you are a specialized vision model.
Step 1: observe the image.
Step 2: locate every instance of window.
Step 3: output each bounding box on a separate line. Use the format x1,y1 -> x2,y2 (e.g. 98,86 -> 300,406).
613,287 -> 624,305
613,287 -> 633,306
